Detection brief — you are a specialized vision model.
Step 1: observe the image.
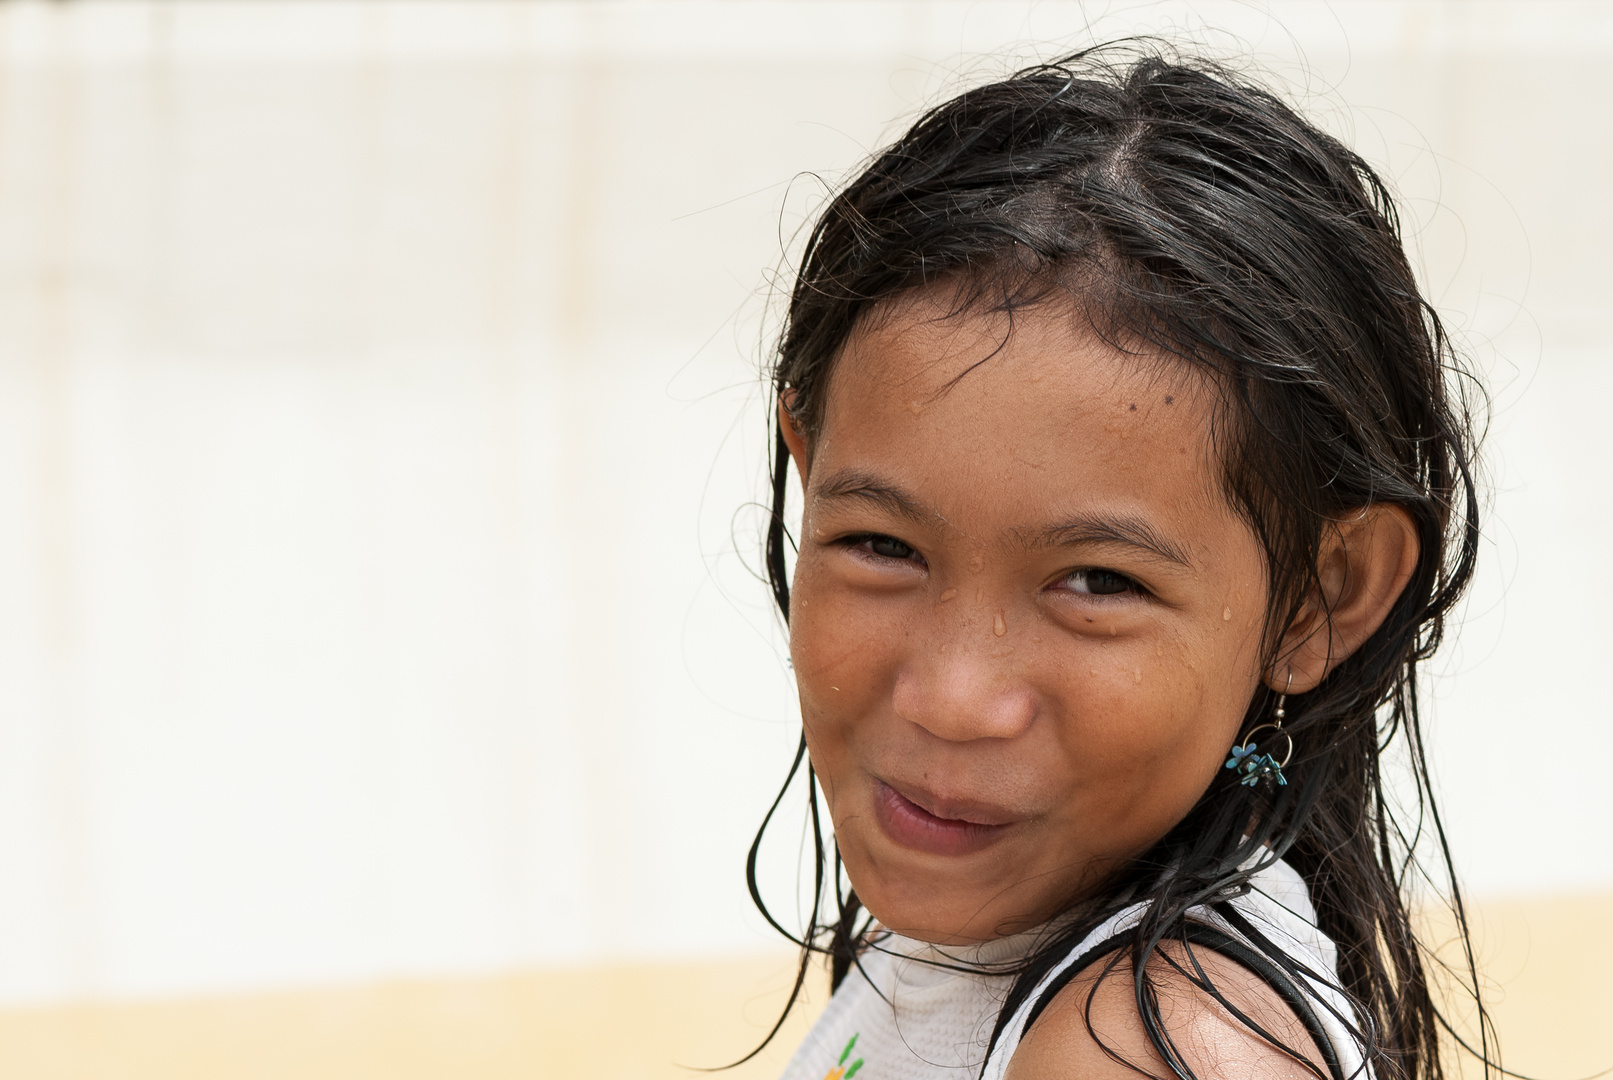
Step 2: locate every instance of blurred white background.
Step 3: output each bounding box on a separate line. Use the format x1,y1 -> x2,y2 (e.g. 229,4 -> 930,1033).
0,0 -> 1606,1011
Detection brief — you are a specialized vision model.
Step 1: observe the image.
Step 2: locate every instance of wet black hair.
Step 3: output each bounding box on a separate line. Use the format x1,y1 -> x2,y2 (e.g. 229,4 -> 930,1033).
744,43 -> 1486,1080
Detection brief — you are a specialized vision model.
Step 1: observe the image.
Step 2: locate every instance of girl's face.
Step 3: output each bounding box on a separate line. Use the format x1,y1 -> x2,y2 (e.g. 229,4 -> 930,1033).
783,290 -> 1272,944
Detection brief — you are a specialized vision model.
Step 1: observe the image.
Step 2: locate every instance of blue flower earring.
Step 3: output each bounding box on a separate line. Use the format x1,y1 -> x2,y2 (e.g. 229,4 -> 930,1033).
1226,673 -> 1294,788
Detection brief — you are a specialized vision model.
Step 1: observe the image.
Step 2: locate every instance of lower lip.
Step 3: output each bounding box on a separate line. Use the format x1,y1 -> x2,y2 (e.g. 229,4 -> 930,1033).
873,781 -> 1012,857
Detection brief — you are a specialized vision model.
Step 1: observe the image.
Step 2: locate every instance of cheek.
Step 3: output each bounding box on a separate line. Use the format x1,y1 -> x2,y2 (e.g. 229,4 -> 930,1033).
786,556 -> 905,754
790,559 -> 876,681
1043,628 -> 1255,823
1052,657 -> 1200,772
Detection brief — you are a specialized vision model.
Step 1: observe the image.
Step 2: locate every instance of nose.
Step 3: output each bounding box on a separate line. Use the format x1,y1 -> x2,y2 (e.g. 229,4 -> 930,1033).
890,614 -> 1039,742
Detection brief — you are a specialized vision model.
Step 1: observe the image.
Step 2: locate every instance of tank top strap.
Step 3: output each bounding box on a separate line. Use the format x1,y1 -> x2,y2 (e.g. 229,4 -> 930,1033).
977,860 -> 1370,1080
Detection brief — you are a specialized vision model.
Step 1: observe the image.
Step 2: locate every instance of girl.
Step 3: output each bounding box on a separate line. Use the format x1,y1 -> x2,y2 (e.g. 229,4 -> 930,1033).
746,46 -> 1484,1080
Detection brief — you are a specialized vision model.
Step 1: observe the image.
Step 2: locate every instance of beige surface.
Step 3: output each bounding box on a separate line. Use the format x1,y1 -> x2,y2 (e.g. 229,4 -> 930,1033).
1443,893 -> 1613,1080
0,893 -> 1603,1080
0,953 -> 826,1080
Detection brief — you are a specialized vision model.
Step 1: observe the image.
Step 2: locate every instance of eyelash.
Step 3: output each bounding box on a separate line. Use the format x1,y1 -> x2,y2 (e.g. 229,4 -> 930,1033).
842,533 -> 926,567
1054,567 -> 1145,598
839,534 -> 1145,598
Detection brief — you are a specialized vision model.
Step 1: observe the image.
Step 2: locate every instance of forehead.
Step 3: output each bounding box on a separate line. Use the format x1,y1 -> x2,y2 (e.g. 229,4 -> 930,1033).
814,292 -> 1230,533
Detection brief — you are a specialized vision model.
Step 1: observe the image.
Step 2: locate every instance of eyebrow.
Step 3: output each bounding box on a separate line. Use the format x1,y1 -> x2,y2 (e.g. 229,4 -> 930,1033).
1031,515 -> 1196,569
812,469 -> 939,527
813,468 -> 1195,569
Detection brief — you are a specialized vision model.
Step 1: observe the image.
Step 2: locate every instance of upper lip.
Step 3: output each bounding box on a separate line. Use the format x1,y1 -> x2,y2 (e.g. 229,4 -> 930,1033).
879,776 -> 1021,827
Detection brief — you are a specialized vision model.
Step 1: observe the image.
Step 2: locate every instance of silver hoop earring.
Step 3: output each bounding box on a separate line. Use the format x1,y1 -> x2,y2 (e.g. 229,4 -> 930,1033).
1226,673 -> 1294,788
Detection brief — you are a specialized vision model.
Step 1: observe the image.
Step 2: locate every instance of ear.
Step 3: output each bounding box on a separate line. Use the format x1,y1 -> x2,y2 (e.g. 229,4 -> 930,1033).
778,393 -> 812,484
1274,505 -> 1420,694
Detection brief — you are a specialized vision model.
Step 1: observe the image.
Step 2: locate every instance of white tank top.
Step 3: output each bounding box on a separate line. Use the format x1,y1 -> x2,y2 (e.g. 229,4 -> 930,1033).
777,859 -> 1369,1080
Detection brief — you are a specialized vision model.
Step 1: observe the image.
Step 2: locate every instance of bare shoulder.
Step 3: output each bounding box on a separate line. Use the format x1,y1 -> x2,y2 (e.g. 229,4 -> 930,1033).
1002,940 -> 1330,1080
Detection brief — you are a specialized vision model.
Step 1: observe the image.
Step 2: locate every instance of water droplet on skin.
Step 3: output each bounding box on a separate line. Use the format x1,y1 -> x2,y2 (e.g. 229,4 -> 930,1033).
993,613 -> 1007,636
939,589 -> 958,602
1223,607 -> 1233,621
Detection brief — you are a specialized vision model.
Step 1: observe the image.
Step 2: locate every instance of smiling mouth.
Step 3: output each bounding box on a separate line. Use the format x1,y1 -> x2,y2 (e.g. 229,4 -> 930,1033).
873,780 -> 1015,857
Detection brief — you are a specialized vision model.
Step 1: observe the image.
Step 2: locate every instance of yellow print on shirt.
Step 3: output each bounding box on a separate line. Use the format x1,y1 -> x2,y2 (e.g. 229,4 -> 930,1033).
823,1033 -> 863,1080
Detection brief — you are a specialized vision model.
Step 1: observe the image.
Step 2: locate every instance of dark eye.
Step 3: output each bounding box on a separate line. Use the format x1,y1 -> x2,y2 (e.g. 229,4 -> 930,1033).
864,535 -> 917,561
1062,568 -> 1138,595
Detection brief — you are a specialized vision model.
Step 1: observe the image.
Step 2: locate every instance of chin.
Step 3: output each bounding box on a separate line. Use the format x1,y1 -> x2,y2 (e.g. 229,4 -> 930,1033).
841,840 -> 1053,944
861,892 -> 998,944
